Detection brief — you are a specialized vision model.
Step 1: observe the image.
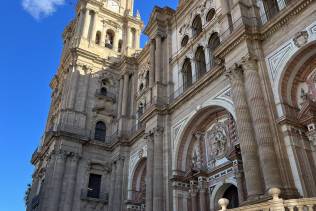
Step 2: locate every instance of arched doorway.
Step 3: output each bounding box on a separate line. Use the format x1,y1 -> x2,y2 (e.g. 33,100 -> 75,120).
223,185 -> 239,209
130,158 -> 146,209
173,105 -> 244,211
277,42 -> 316,197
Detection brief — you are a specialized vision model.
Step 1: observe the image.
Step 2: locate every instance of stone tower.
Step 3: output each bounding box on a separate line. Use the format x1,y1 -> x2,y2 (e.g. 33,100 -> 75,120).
27,0 -> 143,211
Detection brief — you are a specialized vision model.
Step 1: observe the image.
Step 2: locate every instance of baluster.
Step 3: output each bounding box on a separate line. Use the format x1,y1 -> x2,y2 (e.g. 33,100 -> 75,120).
297,205 -> 304,211
287,206 -> 295,211
307,205 -> 314,211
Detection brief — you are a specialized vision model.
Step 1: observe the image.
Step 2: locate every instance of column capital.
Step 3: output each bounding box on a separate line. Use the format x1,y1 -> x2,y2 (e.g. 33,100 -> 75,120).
153,126 -> 164,136
225,63 -> 244,81
241,55 -> 258,72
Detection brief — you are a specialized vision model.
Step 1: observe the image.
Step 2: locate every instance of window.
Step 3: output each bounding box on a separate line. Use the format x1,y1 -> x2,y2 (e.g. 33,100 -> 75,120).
206,9 -> 216,22
195,46 -> 207,78
105,30 -> 115,49
182,58 -> 192,90
208,32 -> 220,68
87,174 -> 102,199
192,15 -> 203,37
181,35 -> 189,48
95,31 -> 101,45
100,87 -> 107,96
94,121 -> 106,141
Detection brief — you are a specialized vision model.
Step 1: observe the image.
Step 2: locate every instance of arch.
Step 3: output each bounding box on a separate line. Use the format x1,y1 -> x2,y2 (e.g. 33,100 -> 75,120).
277,42 -> 316,110
210,182 -> 238,211
130,158 -> 147,204
208,32 -> 220,68
182,58 -> 193,90
105,29 -> 115,49
173,103 -> 236,172
192,15 -> 203,37
181,35 -> 189,47
195,46 -> 207,78
206,8 -> 216,22
94,121 -> 106,141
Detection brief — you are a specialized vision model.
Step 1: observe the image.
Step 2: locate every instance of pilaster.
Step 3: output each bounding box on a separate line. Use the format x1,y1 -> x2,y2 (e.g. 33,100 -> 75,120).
242,56 -> 282,191
225,64 -> 264,199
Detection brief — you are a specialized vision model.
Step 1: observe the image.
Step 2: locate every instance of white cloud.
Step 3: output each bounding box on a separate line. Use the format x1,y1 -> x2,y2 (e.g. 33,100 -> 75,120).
22,0 -> 65,20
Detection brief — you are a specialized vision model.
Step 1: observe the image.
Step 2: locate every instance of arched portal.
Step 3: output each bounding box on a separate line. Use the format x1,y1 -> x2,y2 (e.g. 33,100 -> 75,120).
277,42 -> 316,197
130,158 -> 146,208
173,105 -> 244,211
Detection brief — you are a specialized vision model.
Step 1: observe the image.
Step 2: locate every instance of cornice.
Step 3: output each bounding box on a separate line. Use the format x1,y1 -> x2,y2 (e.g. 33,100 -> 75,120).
261,0 -> 314,40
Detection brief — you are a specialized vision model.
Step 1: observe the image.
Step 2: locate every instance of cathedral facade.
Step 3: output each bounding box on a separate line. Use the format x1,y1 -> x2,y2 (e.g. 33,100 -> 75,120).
26,0 -> 316,211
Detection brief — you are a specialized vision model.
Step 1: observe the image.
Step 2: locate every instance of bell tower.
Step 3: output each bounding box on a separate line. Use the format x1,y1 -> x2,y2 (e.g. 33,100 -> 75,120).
72,0 -> 143,57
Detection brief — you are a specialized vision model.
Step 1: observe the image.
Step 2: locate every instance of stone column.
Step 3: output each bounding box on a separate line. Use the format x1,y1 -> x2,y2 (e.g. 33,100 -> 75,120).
67,64 -> 80,110
47,150 -> 67,211
198,177 -> 208,211
82,9 -> 91,39
113,30 -> 119,51
61,153 -> 80,211
145,133 -> 154,211
225,65 -> 264,199
75,9 -> 85,38
90,11 -> 98,43
242,56 -> 282,191
153,127 -> 164,211
108,162 -> 117,210
121,73 -> 129,116
149,40 -> 155,87
118,77 -> 124,117
76,67 -> 90,113
113,156 -> 125,210
155,36 -> 162,83
190,181 -> 198,211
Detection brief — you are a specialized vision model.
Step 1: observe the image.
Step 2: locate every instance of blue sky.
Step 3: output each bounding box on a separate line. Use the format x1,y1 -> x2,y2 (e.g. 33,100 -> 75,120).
0,0 -> 176,210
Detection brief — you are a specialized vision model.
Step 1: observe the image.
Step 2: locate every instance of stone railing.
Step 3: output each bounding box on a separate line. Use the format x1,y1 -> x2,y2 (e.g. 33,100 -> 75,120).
218,188 -> 316,211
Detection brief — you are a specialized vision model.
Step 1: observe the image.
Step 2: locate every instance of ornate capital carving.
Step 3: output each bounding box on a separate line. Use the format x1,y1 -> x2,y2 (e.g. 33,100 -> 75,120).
241,55 -> 258,72
225,63 -> 244,82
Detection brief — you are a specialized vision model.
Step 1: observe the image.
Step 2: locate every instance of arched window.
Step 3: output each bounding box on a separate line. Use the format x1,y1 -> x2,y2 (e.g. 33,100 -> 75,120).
181,35 -> 189,48
105,29 -> 115,49
192,15 -> 203,37
195,46 -> 207,78
182,58 -> 192,90
208,32 -> 220,68
206,8 -> 216,22
94,121 -> 106,141
95,31 -> 101,45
